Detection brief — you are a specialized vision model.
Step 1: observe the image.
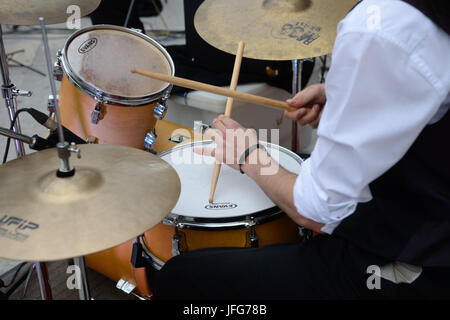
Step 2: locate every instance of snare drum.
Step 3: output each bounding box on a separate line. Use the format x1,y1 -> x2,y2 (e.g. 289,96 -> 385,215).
57,25 -> 174,151
142,141 -> 303,270
86,137 -> 303,298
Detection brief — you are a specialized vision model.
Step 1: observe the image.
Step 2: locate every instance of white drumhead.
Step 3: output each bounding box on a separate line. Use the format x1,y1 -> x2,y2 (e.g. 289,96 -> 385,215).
64,26 -> 172,98
160,141 -> 303,219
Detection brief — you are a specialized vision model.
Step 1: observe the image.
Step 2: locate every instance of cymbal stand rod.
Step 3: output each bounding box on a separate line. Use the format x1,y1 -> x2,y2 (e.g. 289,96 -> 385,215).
124,0 -> 136,28
74,257 -> 91,300
39,17 -> 78,176
291,59 -> 303,153
35,262 -> 53,300
0,25 -> 27,157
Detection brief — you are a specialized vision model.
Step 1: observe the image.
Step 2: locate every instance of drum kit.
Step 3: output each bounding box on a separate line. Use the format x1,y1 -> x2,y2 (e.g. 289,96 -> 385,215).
0,0 -> 357,300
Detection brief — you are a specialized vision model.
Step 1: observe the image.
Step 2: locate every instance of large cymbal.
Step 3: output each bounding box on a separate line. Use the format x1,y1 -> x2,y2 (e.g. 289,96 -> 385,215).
194,0 -> 358,61
0,144 -> 180,262
0,0 -> 101,26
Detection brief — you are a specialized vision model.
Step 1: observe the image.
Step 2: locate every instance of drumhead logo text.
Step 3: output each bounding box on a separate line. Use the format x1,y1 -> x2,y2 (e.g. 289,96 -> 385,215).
78,38 -> 97,54
0,215 -> 39,242
205,202 -> 238,210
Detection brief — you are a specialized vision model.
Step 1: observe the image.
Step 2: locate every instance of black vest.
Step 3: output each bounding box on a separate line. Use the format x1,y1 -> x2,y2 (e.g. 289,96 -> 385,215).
333,1 -> 450,268
333,106 -> 450,266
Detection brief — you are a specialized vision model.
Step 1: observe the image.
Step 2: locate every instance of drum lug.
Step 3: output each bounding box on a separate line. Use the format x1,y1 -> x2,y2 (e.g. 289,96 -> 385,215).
144,130 -> 157,154
91,101 -> 104,124
53,50 -> 63,82
130,240 -> 146,268
153,91 -> 171,120
247,226 -> 259,248
171,233 -> 181,256
153,101 -> 168,120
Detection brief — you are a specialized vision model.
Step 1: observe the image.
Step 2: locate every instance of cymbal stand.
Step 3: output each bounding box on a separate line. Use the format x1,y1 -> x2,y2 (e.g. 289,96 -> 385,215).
291,59 -> 303,153
39,16 -> 88,300
73,257 -> 91,300
0,24 -> 54,301
0,25 -> 31,158
35,263 -> 53,300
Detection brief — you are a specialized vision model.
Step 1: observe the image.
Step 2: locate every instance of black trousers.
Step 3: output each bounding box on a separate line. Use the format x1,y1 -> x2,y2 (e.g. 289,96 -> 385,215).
152,235 -> 450,300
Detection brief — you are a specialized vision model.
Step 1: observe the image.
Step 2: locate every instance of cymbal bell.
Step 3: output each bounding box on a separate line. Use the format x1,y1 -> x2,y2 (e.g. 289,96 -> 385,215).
0,0 -> 101,26
194,0 -> 358,61
0,144 -> 180,262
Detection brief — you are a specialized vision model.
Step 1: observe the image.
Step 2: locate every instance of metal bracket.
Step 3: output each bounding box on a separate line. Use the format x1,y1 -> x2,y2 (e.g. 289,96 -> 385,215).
68,142 -> 81,159
247,226 -> 259,248
144,130 -> 157,154
153,91 -> 171,120
47,95 -> 59,113
53,50 -> 63,81
116,279 -> 136,294
171,233 -> 181,256
168,134 -> 190,144
91,101 -> 103,124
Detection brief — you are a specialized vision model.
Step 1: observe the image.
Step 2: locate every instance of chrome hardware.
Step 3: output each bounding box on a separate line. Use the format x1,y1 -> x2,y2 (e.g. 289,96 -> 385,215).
130,28 -> 143,34
68,142 -> 81,159
168,134 -> 190,144
171,233 -> 181,256
47,95 -> 59,113
144,130 -> 157,154
116,279 -> 136,294
12,88 -> 32,97
90,101 -> 103,124
248,226 -> 259,248
2,84 -> 32,99
153,90 -> 171,120
53,50 -> 63,81
193,121 -> 210,134
153,101 -> 168,120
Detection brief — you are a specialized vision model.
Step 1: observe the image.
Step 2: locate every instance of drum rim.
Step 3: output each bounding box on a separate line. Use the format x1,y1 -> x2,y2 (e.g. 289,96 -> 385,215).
59,24 -> 175,106
158,140 -> 303,229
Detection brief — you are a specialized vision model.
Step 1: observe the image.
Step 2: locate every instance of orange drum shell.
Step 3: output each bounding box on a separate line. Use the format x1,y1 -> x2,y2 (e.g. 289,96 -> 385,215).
59,75 -> 158,150
143,214 -> 300,264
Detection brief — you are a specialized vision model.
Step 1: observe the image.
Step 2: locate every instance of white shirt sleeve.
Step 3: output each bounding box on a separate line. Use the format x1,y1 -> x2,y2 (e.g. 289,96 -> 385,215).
293,30 -> 448,234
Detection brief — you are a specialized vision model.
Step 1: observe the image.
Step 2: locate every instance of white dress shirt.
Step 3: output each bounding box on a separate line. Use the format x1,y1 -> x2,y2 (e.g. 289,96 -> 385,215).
293,0 -> 450,234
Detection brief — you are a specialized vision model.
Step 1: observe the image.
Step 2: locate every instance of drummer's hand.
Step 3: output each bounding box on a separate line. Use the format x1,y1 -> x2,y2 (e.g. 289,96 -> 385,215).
285,83 -> 326,128
195,115 -> 259,171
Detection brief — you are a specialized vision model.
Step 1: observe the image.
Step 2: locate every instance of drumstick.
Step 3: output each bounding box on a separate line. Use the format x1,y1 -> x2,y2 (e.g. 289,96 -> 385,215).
130,69 -> 296,112
209,41 -> 245,204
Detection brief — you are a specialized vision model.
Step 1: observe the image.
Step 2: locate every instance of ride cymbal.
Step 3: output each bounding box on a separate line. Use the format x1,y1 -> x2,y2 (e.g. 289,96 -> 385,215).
0,0 -> 101,26
194,0 -> 358,60
0,144 -> 180,262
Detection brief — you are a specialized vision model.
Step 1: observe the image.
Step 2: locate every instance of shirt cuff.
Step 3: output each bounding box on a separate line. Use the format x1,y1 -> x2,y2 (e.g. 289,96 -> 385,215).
293,158 -> 358,234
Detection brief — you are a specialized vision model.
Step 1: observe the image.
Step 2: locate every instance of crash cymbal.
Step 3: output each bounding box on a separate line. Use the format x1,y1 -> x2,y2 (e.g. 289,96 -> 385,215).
0,0 -> 101,26
0,144 -> 180,262
194,0 -> 358,61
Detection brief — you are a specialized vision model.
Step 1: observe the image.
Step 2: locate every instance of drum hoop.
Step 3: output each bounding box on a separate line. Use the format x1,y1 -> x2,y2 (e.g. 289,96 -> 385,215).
162,207 -> 285,230
159,140 -> 303,230
59,25 -> 175,106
